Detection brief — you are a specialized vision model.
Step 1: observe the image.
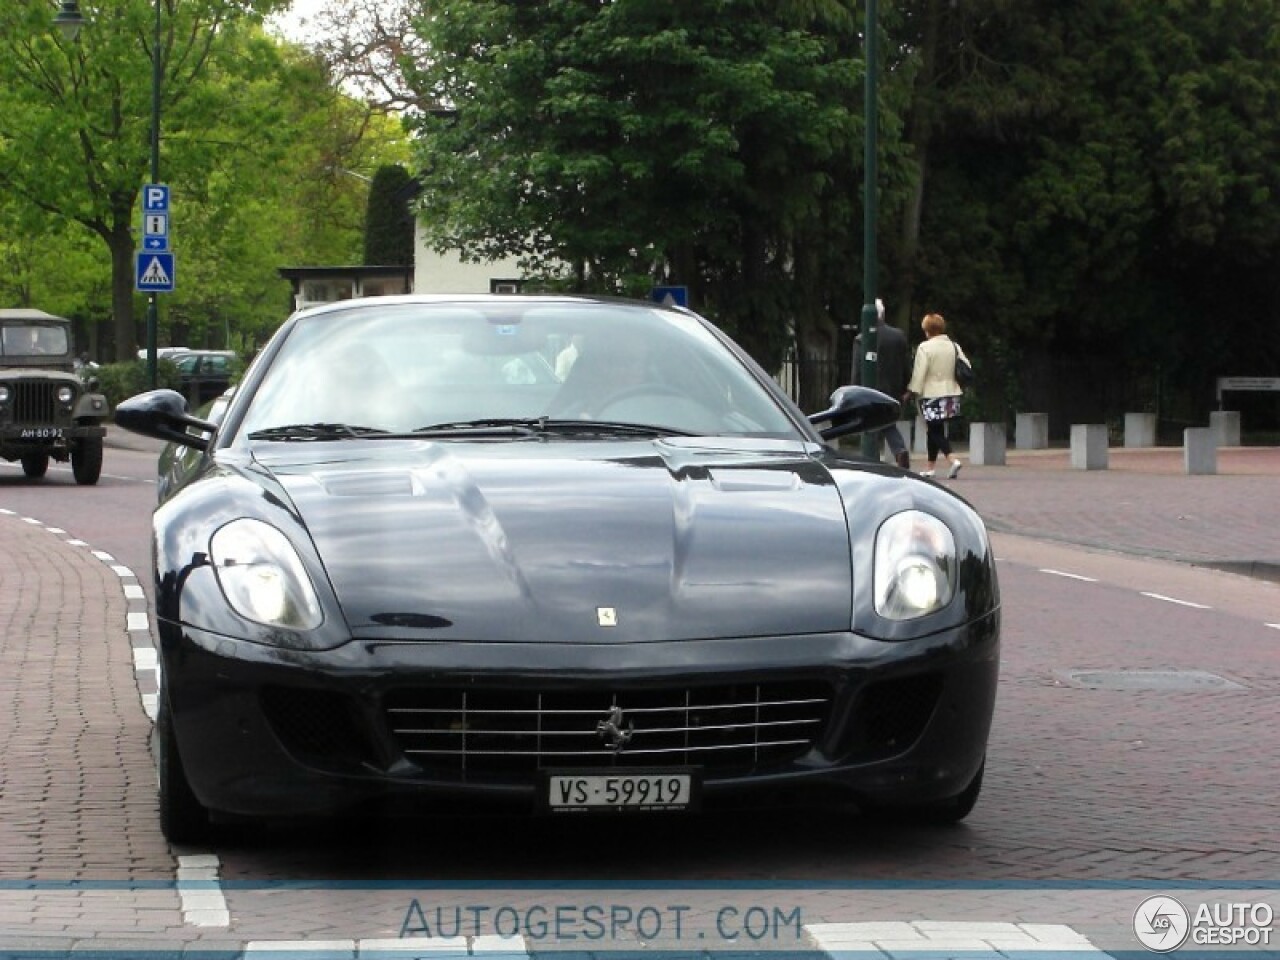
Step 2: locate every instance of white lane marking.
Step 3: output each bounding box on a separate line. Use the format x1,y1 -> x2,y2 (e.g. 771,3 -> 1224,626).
806,921 -> 1102,953
22,516 -> 42,525
110,564 -> 134,578
66,538 -> 88,547
1141,591 -> 1212,610
46,526 -> 66,534
132,646 -> 158,671
177,854 -> 230,928
0,507 -> 13,514
124,583 -> 145,600
92,549 -> 115,562
127,611 -> 150,632
1039,568 -> 1098,582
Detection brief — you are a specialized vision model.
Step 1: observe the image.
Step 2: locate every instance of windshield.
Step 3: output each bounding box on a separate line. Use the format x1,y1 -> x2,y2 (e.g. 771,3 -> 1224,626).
235,301 -> 800,441
1,324 -> 68,357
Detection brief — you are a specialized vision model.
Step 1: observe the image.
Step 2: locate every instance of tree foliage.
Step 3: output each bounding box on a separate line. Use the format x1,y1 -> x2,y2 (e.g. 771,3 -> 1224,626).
364,164 -> 416,265
399,0 -> 1280,426
0,1 -> 406,360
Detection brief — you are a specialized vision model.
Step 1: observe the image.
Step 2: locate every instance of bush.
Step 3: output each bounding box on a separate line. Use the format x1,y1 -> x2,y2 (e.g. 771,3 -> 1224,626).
93,359 -> 182,407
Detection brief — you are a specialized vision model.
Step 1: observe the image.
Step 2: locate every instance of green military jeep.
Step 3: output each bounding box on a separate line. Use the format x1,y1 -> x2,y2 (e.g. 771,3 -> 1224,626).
0,309 -> 109,485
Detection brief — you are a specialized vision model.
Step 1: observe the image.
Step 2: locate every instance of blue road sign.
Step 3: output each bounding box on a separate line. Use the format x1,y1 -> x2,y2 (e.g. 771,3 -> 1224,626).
650,285 -> 689,308
142,213 -> 168,251
142,184 -> 170,213
135,251 -> 175,293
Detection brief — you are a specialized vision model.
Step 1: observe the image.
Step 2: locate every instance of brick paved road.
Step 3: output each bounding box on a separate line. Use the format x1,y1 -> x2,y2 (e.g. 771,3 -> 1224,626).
2,444 -> 1277,954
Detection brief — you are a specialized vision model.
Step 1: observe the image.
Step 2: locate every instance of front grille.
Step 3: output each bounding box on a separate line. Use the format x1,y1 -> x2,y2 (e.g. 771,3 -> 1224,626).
9,381 -> 59,425
385,682 -> 832,778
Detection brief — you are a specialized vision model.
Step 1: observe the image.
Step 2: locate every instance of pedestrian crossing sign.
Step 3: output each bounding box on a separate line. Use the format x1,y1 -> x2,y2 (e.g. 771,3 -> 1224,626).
135,251 -> 175,292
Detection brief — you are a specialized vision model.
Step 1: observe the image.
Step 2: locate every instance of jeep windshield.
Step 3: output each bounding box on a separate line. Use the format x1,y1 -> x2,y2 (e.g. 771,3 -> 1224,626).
1,324 -> 69,357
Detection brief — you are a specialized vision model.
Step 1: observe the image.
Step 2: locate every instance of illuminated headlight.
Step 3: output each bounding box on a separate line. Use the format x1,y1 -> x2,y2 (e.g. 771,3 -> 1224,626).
57,385 -> 75,404
874,511 -> 956,620
210,518 -> 322,629
0,385 -> 9,404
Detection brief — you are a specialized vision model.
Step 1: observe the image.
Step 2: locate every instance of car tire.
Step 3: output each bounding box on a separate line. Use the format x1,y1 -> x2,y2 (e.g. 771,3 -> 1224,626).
865,760 -> 985,826
71,437 -> 104,485
157,693 -> 212,845
21,452 -> 49,479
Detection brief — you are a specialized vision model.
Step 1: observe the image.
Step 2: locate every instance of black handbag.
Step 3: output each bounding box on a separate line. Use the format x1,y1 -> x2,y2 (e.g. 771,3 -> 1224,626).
953,342 -> 974,389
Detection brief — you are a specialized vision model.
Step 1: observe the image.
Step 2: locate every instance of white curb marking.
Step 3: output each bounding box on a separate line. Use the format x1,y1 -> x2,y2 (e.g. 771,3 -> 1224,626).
177,854 -> 230,928
806,920 -> 1103,955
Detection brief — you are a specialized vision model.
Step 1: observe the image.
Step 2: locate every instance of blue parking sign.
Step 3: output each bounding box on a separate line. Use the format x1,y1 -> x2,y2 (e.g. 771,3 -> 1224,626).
136,252 -> 175,292
142,184 -> 170,213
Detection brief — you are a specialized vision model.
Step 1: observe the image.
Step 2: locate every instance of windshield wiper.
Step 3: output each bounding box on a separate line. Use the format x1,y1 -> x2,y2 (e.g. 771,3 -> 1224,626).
413,418 -> 691,438
410,418 -> 543,437
247,423 -> 390,441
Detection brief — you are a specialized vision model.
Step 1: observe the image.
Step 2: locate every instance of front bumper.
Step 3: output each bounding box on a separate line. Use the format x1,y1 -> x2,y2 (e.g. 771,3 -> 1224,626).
159,614 -> 999,819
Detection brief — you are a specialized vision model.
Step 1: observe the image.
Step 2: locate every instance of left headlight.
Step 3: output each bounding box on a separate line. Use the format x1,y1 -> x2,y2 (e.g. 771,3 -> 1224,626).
874,510 -> 956,620
57,385 -> 75,404
0,385 -> 9,404
209,518 -> 323,629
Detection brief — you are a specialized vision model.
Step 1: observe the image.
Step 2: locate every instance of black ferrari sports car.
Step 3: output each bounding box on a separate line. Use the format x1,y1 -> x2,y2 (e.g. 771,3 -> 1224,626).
115,295 -> 999,843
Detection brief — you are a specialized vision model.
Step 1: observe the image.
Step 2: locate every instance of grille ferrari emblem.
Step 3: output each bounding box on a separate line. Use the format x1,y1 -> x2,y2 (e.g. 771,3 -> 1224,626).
596,706 -> 634,752
597,607 -> 617,627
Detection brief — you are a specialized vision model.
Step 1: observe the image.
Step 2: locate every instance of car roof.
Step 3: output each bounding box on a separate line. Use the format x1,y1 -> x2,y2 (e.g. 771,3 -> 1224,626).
290,293 -> 686,321
0,308 -> 69,324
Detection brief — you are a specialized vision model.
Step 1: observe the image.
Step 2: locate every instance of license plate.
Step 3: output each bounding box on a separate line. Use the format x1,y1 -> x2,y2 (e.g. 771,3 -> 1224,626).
544,768 -> 699,813
19,427 -> 62,439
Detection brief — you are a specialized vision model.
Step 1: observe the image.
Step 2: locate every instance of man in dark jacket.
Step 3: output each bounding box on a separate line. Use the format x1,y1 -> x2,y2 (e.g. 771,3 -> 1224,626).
851,300 -> 911,469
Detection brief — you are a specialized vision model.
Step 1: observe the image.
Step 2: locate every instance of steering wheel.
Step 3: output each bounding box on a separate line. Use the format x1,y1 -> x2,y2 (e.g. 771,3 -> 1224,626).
591,383 -> 688,418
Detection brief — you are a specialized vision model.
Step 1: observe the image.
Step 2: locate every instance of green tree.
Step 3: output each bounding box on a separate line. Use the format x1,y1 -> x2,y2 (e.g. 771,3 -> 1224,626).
404,0 -> 871,394
364,164 -> 416,265
0,0 -> 289,360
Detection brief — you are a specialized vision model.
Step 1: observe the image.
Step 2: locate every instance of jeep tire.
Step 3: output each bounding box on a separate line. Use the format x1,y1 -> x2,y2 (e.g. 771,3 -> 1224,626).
21,452 -> 49,479
71,436 -> 103,486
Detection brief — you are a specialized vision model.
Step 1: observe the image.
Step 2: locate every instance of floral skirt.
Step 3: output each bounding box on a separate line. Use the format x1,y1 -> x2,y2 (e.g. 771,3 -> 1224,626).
920,395 -> 962,422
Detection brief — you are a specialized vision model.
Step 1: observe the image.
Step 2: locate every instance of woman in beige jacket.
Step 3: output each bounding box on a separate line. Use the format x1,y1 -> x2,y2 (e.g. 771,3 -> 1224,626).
905,312 -> 969,478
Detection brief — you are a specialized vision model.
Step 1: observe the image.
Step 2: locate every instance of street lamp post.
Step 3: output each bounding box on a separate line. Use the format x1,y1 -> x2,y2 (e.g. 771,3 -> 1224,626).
146,0 -> 161,388
858,0 -> 881,460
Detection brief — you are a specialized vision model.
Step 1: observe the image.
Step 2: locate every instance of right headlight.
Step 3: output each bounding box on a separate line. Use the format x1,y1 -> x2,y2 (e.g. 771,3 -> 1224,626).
209,518 -> 322,630
873,510 -> 956,620
0,385 -> 9,404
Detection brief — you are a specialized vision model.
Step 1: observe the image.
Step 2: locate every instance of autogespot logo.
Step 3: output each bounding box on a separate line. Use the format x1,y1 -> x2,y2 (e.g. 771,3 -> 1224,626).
1134,896 -> 1191,952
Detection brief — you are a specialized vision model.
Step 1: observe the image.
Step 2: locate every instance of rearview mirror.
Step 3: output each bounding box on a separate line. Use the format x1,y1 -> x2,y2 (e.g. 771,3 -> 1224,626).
808,385 -> 900,441
114,389 -> 216,452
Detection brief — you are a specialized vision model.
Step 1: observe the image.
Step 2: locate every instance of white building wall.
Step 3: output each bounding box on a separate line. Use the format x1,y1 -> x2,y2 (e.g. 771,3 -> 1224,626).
413,223 -> 524,293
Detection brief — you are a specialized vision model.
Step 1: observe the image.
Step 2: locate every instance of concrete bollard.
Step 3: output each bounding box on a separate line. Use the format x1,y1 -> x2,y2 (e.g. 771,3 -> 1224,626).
1070,424 -> 1108,470
1210,410 -> 1241,447
1184,427 -> 1217,475
1015,412 -> 1049,450
1124,412 -> 1157,448
969,422 -> 1007,466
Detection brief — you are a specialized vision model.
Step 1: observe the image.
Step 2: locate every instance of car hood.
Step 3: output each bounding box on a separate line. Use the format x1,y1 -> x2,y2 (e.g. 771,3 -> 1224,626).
260,437 -> 853,643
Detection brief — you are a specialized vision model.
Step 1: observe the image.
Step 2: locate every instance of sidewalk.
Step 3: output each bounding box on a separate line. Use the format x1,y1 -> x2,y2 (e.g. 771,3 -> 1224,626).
941,444 -> 1280,580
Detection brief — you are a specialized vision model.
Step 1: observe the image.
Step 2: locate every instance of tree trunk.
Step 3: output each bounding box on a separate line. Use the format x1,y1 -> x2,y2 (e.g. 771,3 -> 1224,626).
108,224 -> 137,362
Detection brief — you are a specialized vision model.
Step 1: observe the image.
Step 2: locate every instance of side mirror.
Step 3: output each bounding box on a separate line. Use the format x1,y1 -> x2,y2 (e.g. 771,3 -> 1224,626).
114,389 -> 216,452
808,385 -> 900,441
